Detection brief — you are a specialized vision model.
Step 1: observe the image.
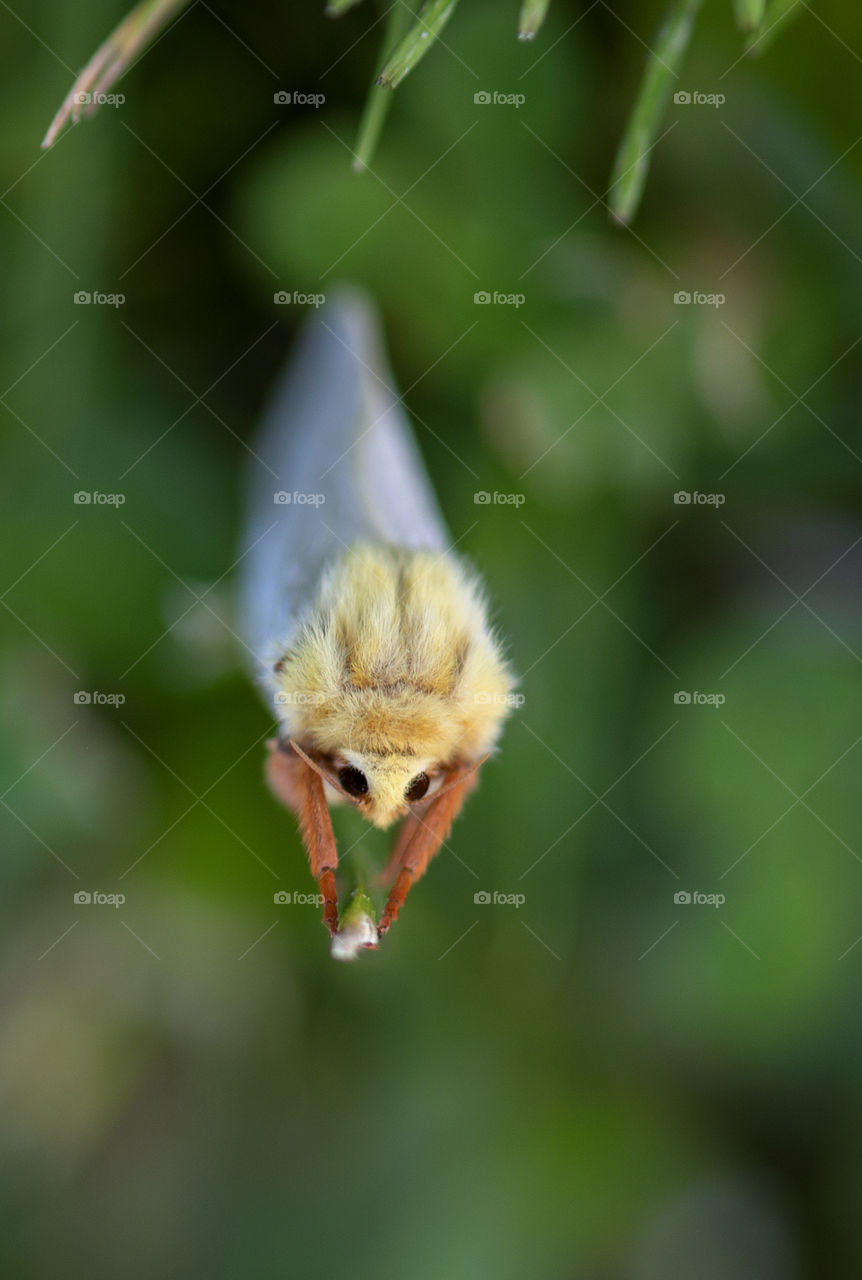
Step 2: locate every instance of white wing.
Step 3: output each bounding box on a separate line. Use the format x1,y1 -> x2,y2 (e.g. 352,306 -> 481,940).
239,286 -> 449,688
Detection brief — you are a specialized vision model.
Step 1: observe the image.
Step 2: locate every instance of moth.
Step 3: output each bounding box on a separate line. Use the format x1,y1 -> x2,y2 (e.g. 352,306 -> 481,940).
241,288 -> 514,958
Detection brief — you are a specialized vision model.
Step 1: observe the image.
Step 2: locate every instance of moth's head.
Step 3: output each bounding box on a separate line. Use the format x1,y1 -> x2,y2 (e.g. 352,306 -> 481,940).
334,752 -> 436,828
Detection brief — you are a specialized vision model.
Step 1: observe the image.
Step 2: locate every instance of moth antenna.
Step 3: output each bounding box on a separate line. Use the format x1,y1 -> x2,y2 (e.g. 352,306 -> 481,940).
287,739 -> 355,802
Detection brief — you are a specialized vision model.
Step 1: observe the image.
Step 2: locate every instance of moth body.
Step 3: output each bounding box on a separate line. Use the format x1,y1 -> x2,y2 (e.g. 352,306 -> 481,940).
240,287 -> 514,949
271,543 -> 511,828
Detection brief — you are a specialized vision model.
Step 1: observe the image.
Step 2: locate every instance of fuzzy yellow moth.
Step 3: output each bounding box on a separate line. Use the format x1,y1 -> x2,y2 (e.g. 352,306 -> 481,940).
241,288 -> 513,958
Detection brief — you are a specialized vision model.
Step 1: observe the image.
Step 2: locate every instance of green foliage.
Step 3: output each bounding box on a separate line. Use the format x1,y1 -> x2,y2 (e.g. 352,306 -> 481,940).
42,0 -> 802,215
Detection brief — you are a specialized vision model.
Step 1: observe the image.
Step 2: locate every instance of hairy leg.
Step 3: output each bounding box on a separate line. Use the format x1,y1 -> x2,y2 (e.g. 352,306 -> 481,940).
378,767 -> 479,937
377,808 -> 425,888
266,740 -> 339,936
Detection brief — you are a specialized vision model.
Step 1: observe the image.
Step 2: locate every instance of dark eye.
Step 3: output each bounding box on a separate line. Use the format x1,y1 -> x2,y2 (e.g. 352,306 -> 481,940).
405,772 -> 430,802
338,766 -> 368,798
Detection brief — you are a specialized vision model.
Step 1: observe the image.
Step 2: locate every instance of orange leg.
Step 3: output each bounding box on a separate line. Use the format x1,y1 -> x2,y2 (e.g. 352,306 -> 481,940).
377,808 -> 425,888
378,767 -> 479,938
378,759 -> 488,887
266,740 -> 339,936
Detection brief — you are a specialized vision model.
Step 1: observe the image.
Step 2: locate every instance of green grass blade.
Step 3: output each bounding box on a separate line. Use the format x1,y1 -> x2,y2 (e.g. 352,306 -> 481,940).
352,2 -> 414,172
607,0 -> 703,225
518,0 -> 551,42
377,0 -> 459,89
745,0 -> 804,56
326,0 -> 366,16
733,0 -> 765,32
42,0 -> 192,148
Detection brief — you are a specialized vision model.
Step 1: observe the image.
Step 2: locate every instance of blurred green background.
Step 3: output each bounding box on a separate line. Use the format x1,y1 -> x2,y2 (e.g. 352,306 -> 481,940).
2,1 -> 861,1275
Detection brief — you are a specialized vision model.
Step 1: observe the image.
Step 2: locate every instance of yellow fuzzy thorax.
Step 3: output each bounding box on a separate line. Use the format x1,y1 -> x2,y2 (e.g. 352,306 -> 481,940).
272,544 -> 513,826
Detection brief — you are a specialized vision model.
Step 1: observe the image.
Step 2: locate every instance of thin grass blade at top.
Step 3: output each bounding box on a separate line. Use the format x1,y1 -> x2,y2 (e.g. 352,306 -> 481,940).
326,0 -> 367,16
518,0 -> 552,42
745,0 -> 804,56
352,2 -> 415,173
607,0 -> 703,225
377,0 -> 459,89
42,0 -> 191,148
